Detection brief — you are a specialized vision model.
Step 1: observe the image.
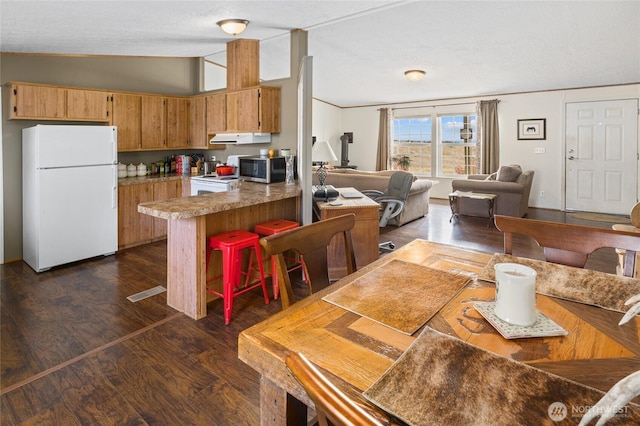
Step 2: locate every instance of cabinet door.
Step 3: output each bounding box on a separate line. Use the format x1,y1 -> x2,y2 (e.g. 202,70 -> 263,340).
66,89 -> 110,121
141,96 -> 166,149
206,93 -> 227,134
10,84 -> 66,119
118,183 -> 153,249
166,97 -> 190,149
189,97 -> 208,149
151,180 -> 181,239
112,93 -> 142,151
259,87 -> 281,133
226,89 -> 260,132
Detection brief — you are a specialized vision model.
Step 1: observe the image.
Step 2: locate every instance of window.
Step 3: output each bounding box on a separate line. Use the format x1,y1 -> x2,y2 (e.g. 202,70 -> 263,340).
391,110 -> 477,177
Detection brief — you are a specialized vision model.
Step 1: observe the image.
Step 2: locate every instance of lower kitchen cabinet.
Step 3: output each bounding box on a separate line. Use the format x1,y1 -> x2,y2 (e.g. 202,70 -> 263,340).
118,178 -> 183,249
150,180 -> 181,239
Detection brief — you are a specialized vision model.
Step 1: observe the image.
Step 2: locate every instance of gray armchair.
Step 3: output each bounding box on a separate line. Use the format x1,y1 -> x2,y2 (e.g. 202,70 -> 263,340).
451,165 -> 534,218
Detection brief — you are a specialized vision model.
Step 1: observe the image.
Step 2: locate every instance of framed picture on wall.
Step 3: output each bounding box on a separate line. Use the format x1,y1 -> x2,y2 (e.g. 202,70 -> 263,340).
517,118 -> 546,140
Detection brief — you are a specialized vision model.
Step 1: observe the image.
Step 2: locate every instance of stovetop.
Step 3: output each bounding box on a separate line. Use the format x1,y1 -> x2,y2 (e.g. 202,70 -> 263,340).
191,174 -> 239,183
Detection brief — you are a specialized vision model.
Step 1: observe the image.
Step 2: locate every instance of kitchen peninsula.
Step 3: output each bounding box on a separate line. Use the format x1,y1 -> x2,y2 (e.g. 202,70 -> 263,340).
138,181 -> 301,319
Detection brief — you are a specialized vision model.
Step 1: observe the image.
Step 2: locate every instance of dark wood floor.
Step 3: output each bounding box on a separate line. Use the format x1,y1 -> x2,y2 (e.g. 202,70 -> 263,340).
0,200 -> 623,424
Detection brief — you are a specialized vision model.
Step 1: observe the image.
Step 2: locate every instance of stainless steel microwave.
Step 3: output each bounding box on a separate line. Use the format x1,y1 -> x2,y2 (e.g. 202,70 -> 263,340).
238,156 -> 287,183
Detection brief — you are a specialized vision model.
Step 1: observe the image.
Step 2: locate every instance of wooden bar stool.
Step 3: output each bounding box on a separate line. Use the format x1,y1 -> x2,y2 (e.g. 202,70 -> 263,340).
254,219 -> 308,300
206,229 -> 269,324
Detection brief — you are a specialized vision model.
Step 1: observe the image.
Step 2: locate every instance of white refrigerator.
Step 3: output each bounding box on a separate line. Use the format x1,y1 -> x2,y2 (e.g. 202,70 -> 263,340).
23,125 -> 118,272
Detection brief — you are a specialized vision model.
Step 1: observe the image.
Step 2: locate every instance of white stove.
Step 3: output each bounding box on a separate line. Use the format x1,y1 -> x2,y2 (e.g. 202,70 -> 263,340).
190,174 -> 239,195
190,154 -> 248,196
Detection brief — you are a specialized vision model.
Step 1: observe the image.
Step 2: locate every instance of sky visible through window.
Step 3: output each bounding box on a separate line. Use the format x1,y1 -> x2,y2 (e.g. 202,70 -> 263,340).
393,116 -> 477,143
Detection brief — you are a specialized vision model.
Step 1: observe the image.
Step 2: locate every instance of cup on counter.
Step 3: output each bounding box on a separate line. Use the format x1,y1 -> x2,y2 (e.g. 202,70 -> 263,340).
260,148 -> 269,158
494,263 -> 537,326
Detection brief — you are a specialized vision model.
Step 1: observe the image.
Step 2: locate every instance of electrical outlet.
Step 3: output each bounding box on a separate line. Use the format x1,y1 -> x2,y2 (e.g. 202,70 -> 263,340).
534,147 -> 545,154
539,191 -> 545,198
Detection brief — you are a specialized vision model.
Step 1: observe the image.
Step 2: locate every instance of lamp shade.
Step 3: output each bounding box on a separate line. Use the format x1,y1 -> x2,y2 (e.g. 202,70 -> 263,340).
217,19 -> 249,36
312,140 -> 338,163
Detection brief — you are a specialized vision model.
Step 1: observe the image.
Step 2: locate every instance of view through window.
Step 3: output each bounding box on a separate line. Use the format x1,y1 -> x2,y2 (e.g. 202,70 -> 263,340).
392,111 -> 478,177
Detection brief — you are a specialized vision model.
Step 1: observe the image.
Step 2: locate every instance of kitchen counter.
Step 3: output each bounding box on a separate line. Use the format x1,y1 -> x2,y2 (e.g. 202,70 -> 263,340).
137,181 -> 302,320
138,181 -> 301,220
118,174 -> 191,186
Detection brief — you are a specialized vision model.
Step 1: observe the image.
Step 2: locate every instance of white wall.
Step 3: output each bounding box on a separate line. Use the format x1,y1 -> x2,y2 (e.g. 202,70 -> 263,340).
332,84 -> 640,210
312,99 -> 343,165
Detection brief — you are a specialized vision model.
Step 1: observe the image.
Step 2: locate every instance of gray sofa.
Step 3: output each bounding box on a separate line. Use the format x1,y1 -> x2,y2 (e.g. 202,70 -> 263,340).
451,166 -> 534,218
312,169 -> 434,226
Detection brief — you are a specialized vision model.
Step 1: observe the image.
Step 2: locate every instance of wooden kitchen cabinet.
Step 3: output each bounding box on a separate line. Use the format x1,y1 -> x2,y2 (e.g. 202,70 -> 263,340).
225,86 -> 280,133
166,97 -> 190,149
118,178 -> 183,249
141,95 -> 166,149
7,83 -> 111,121
66,89 -> 110,121
141,95 -> 190,150
7,81 -> 281,150
111,93 -> 141,151
151,180 -> 182,239
118,183 -> 154,249
8,83 -> 66,119
189,96 -> 207,149
206,93 -> 227,134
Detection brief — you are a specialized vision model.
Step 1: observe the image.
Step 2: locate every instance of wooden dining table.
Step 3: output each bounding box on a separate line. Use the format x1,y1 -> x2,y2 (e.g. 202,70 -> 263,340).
238,239 -> 640,425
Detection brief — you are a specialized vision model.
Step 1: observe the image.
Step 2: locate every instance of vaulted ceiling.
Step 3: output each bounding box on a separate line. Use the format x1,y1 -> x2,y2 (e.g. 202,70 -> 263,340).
1,1 -> 638,107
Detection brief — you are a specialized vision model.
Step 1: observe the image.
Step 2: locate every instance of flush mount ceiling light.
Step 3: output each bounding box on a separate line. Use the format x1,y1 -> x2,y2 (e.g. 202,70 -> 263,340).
404,69 -> 426,81
216,19 -> 249,36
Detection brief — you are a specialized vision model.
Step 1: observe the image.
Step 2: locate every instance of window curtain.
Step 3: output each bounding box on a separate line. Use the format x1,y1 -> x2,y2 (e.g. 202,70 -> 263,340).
376,108 -> 391,171
477,99 -> 500,174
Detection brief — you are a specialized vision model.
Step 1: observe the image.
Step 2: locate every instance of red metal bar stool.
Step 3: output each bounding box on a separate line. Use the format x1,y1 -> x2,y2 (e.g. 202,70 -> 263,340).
254,219 -> 308,299
206,229 -> 269,325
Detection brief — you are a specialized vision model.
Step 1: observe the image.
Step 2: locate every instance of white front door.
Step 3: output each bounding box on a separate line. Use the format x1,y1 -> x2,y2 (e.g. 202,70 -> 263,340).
565,99 -> 638,215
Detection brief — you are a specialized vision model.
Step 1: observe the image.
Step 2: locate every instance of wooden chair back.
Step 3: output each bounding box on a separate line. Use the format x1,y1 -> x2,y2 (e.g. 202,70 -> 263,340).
285,352 -> 385,426
260,213 -> 357,309
494,214 -> 640,277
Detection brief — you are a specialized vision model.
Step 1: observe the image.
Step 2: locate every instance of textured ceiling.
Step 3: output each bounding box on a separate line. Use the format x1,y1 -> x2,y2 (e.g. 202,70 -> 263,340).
1,1 -> 639,107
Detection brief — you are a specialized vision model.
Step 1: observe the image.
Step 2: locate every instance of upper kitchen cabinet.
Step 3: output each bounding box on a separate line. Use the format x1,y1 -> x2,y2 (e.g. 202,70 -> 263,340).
8,83 -> 66,119
206,93 -> 227,134
225,86 -> 280,133
141,95 -> 166,149
7,82 -> 110,121
166,97 -> 190,149
66,89 -> 110,121
111,93 -> 142,151
141,95 -> 190,150
189,96 -> 208,149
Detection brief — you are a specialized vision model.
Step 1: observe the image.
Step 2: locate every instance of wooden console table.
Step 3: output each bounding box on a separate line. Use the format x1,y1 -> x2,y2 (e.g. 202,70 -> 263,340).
313,187 -> 379,280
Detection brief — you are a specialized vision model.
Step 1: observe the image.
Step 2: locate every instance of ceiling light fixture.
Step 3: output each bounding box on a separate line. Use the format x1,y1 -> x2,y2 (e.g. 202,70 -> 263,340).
404,69 -> 426,81
216,19 -> 249,36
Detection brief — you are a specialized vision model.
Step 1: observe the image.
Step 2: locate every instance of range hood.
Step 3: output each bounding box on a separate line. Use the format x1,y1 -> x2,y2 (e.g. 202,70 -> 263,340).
209,133 -> 271,145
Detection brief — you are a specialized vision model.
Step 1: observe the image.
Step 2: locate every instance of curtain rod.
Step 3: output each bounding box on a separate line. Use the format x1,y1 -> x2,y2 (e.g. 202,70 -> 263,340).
377,99 -> 500,111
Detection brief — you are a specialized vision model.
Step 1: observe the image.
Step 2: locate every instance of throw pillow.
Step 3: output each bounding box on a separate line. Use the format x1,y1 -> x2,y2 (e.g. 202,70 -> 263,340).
497,165 -> 522,182
484,172 -> 497,181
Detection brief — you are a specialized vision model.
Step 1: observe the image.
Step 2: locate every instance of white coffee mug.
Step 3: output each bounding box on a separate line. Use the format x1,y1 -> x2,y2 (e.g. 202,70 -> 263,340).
494,263 -> 537,326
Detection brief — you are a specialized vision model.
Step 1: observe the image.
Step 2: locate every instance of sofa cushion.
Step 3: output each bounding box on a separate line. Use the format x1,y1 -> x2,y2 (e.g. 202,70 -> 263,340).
484,172 -> 497,181
497,165 -> 522,182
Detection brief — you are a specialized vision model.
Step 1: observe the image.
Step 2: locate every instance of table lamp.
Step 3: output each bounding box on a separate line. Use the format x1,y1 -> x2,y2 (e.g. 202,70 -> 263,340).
312,140 -> 338,187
